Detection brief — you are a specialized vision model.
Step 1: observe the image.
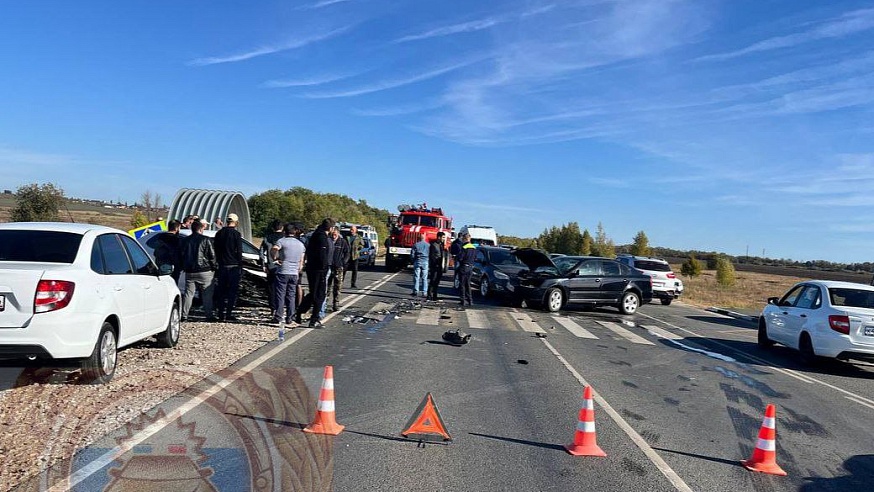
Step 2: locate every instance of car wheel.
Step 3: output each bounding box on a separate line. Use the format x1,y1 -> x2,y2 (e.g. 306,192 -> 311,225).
798,333 -> 819,366
545,287 -> 563,312
757,319 -> 774,349
660,298 -> 672,306
156,303 -> 181,348
81,322 -> 117,384
479,276 -> 491,298
619,292 -> 640,315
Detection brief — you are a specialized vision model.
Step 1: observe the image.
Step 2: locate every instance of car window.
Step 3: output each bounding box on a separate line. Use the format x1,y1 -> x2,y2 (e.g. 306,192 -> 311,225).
490,249 -> 522,266
98,234 -> 134,275
829,288 -> 874,309
120,234 -> 157,275
576,260 -> 600,276
90,239 -> 105,274
476,250 -> 486,263
601,261 -> 621,276
554,257 -> 580,274
242,239 -> 259,256
419,216 -> 437,227
795,286 -> 821,309
0,231 -> 82,263
633,260 -> 671,272
779,285 -> 806,307
618,263 -> 633,275
401,215 -> 419,225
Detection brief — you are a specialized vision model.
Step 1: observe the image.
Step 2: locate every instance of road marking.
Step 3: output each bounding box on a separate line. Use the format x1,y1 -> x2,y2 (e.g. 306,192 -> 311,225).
416,307 -> 440,325
540,339 -> 693,492
50,272 -> 400,491
553,316 -> 598,339
511,310 -> 544,332
465,309 -> 489,329
637,311 -> 874,410
595,320 -> 655,345
642,325 -> 683,341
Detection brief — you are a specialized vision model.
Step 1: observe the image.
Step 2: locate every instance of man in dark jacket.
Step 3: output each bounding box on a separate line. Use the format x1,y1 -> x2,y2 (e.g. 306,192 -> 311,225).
260,219 -> 284,320
328,226 -> 351,311
450,235 -> 463,290
303,218 -> 335,327
347,225 -> 363,288
456,233 -> 478,308
214,213 -> 244,321
181,220 -> 217,321
427,232 -> 445,301
154,220 -> 183,282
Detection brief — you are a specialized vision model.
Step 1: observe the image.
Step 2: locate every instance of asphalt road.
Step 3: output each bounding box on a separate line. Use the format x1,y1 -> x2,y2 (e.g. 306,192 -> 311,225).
23,265 -> 874,491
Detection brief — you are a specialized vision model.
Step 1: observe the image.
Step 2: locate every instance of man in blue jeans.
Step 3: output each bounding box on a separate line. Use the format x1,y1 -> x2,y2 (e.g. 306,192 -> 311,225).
270,223 -> 306,326
410,233 -> 429,297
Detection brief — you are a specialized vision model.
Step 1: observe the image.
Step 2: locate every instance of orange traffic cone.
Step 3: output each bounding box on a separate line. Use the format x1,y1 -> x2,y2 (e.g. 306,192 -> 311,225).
303,365 -> 345,435
565,386 -> 606,457
741,404 -> 787,476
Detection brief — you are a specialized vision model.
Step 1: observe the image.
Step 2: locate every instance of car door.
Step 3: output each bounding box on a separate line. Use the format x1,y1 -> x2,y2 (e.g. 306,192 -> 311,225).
784,285 -> 821,349
766,285 -> 806,345
97,234 -> 142,342
120,234 -> 169,335
599,260 -> 630,302
471,249 -> 487,291
568,259 -> 601,302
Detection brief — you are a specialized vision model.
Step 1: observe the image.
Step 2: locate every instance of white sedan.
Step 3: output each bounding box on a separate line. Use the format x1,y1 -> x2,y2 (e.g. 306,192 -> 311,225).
0,222 -> 181,383
759,280 -> 874,364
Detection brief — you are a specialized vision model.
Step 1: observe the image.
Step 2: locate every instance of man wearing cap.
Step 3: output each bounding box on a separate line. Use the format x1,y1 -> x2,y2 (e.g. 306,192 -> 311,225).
214,212 -> 244,322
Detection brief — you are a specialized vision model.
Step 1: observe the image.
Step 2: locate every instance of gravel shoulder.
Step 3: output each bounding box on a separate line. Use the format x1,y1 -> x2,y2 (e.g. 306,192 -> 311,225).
0,309 -> 275,491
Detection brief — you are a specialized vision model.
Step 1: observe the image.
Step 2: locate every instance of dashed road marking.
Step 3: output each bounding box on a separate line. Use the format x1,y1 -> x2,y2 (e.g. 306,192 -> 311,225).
554,316 -> 598,339
595,320 -> 654,345
512,310 -> 545,332
465,309 -> 489,329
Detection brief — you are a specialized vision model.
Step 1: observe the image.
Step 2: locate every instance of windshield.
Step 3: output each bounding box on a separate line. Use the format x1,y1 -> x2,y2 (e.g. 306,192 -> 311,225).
400,215 -> 437,227
489,249 -> 523,266
829,288 -> 874,309
0,231 -> 82,263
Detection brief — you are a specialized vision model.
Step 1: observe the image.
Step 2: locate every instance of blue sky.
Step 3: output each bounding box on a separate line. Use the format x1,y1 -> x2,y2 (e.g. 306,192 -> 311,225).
2,1 -> 874,263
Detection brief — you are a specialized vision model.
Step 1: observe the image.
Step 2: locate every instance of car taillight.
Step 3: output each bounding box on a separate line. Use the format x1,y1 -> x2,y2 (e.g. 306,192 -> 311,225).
34,280 -> 75,313
828,315 -> 850,335
667,273 -> 676,279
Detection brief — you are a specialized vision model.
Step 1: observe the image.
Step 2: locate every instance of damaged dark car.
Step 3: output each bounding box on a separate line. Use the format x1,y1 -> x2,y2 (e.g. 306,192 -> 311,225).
509,249 -> 653,315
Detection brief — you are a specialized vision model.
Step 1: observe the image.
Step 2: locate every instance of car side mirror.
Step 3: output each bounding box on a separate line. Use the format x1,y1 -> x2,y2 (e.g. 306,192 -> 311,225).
158,264 -> 174,276
767,296 -> 779,305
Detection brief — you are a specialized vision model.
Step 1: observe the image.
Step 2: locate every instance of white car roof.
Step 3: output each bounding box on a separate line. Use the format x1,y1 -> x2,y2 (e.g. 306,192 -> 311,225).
801,280 -> 874,290
0,221 -> 122,235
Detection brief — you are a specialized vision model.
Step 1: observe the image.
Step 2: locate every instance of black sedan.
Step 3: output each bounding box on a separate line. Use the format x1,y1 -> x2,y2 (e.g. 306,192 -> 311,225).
469,245 -> 528,298
509,249 -> 653,314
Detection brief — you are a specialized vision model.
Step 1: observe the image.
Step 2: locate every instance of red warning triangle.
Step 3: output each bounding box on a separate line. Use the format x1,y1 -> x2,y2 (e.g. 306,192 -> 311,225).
401,392 -> 452,442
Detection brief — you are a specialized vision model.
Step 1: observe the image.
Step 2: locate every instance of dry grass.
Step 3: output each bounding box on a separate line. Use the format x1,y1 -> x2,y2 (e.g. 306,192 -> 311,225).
676,265 -> 807,313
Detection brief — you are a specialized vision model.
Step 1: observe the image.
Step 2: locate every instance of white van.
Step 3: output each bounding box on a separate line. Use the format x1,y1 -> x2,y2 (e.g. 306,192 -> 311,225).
459,225 -> 498,246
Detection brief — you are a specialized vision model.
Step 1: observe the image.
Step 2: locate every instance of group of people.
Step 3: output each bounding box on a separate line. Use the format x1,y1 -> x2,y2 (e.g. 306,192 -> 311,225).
410,231 -> 478,307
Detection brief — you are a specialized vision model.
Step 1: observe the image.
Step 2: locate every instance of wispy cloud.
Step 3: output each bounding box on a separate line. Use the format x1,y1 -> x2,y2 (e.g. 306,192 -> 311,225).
697,8 -> 874,62
261,72 -> 359,88
351,99 -> 445,116
395,5 -> 556,43
301,0 -> 353,10
448,200 -> 547,214
302,57 -> 484,98
188,26 -> 352,66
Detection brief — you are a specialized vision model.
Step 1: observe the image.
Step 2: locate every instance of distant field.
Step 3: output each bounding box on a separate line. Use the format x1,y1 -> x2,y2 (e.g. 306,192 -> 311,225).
0,194 -> 136,231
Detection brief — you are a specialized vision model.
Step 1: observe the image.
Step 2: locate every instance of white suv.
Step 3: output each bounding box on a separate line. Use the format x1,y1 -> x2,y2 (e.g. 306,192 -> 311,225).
616,255 -> 683,305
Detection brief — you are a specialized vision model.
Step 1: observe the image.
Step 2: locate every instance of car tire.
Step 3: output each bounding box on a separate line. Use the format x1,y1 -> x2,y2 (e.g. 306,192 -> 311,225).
156,303 -> 181,348
80,322 -> 118,384
660,298 -> 672,306
757,319 -> 774,349
619,291 -> 640,315
479,276 -> 491,298
544,287 -> 563,312
798,333 -> 819,366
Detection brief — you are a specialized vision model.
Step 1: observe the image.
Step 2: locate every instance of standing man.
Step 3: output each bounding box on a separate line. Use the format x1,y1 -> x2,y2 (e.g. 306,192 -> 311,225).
456,233 -> 477,308
260,219 -> 284,321
410,233 -> 429,297
328,226 -> 351,311
427,232 -> 445,301
154,219 -> 183,283
450,234 -> 463,290
214,213 -> 244,322
180,220 -> 217,321
271,223 -> 306,326
347,225 -> 363,289
304,218 -> 335,327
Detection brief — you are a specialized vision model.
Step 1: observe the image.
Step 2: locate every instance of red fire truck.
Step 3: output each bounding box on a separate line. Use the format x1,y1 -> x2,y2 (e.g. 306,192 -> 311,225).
385,204 -> 452,272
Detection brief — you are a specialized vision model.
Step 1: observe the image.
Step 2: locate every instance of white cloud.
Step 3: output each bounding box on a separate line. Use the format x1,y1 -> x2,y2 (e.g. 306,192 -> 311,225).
395,5 -> 555,43
301,0 -> 353,10
261,72 -> 359,88
188,26 -> 352,66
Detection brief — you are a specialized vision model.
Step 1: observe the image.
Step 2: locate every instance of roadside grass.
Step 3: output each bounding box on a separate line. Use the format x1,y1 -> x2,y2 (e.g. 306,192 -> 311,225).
675,267 -> 807,313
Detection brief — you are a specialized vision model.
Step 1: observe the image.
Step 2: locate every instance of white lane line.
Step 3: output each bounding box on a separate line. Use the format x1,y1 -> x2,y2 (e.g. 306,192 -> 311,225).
637,311 -> 874,410
51,272 -> 400,491
416,307 -> 440,325
643,325 -> 683,341
846,396 -> 874,411
511,310 -> 544,332
553,316 -> 598,339
465,309 -> 489,330
595,320 -> 655,345
540,339 -> 693,492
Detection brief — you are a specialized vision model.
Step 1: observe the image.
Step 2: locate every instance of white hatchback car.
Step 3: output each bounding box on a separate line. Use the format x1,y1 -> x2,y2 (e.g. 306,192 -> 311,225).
0,222 -> 181,383
759,280 -> 874,364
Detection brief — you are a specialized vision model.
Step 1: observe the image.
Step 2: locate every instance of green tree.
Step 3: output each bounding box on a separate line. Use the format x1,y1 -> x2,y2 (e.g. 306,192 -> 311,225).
680,255 -> 702,277
581,229 -> 592,255
11,183 -> 65,222
130,210 -> 149,228
630,230 -> 651,256
537,222 -> 585,255
591,222 -> 615,258
716,256 -> 736,287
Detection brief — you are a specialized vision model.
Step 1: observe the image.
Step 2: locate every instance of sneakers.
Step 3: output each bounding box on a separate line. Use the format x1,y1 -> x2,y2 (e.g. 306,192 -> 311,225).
309,320 -> 323,328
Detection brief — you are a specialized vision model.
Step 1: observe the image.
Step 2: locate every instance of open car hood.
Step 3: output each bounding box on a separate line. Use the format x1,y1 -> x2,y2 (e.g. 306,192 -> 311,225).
512,248 -> 557,272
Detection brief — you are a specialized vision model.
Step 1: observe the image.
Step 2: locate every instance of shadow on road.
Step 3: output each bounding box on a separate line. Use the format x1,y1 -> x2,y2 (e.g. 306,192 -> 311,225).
800,454 -> 874,491
468,432 -> 565,452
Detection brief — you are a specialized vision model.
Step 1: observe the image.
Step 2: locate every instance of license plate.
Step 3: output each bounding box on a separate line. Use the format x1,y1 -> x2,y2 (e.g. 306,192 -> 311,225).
0,294 -> 4,312
865,326 -> 874,337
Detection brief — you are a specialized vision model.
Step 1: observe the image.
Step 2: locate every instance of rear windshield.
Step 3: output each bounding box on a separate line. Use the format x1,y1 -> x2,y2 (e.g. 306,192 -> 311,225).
0,231 -> 82,263
829,288 -> 874,309
634,260 -> 671,272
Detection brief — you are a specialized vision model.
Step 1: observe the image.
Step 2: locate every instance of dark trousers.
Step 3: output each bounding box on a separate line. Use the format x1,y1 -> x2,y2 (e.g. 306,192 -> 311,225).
458,265 -> 473,305
306,269 -> 328,322
215,265 -> 242,318
272,273 -> 298,323
266,269 -> 278,314
427,262 -> 442,299
347,259 -> 359,287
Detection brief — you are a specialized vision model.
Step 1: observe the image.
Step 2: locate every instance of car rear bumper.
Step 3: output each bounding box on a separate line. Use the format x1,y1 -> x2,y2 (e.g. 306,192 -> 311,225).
652,289 -> 680,299
814,333 -> 874,359
0,311 -> 100,359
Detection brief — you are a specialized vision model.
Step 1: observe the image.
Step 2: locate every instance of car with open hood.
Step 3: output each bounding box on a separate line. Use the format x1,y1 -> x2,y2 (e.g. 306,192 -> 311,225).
467,245 -> 528,299
509,249 -> 653,314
